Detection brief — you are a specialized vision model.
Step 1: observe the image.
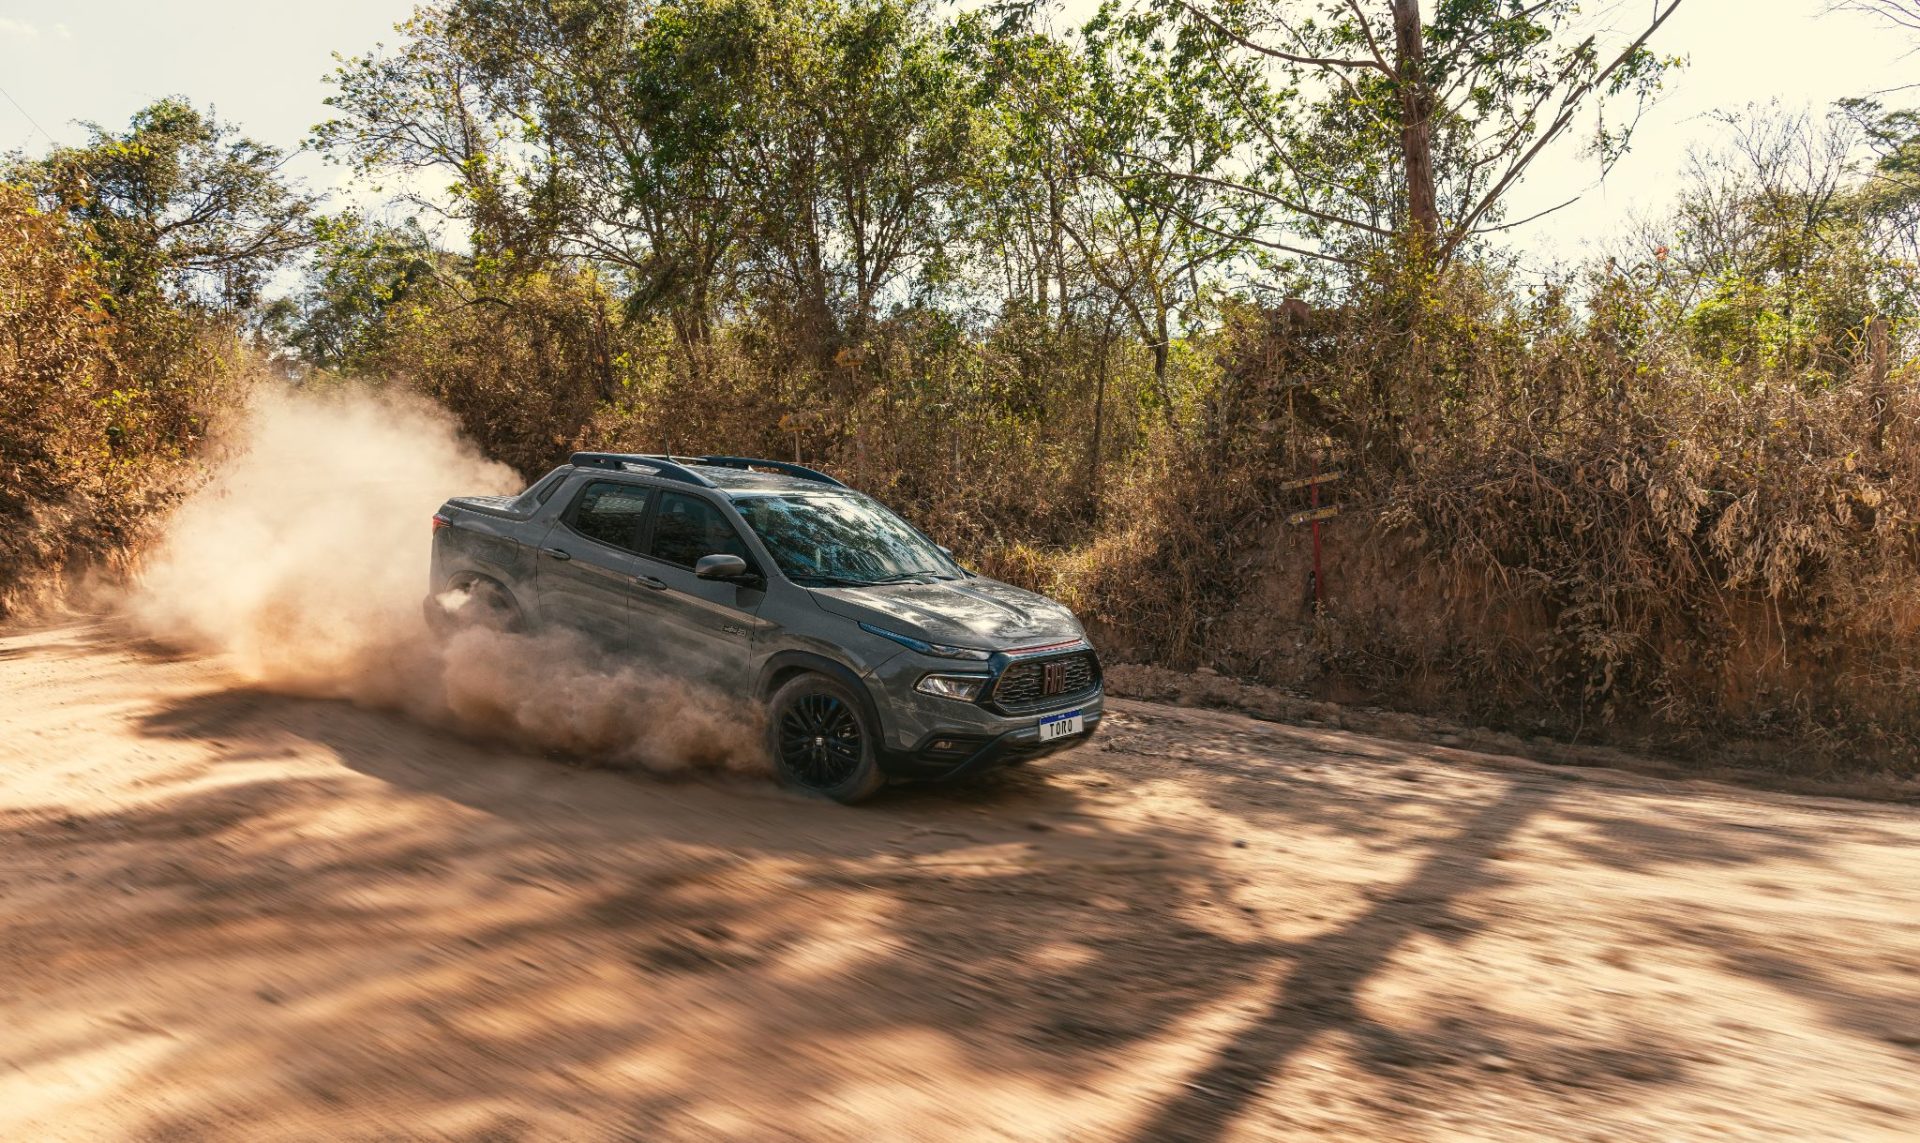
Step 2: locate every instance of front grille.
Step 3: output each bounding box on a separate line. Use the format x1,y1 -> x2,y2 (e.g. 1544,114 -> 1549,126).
990,651 -> 1097,710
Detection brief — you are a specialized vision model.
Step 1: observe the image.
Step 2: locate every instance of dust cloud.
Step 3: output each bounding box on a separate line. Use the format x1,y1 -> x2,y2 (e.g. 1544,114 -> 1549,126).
129,386 -> 766,775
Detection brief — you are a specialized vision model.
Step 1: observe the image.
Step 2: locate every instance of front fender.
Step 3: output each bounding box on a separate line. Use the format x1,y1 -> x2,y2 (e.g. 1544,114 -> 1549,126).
755,650 -> 889,747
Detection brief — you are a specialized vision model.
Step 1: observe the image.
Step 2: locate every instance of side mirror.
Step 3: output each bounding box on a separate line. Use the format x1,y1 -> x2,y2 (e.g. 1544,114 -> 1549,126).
695,553 -> 755,583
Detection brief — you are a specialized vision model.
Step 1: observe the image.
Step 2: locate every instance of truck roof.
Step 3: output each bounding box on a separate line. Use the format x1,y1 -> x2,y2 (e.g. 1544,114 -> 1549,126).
692,467 -> 845,495
566,452 -> 850,496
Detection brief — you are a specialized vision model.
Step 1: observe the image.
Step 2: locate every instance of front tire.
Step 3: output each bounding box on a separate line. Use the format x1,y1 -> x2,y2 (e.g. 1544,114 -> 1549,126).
766,673 -> 887,804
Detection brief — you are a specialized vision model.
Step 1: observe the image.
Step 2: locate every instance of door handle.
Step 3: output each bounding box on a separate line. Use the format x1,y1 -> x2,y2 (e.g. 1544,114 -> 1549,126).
542,547 -> 572,561
634,574 -> 668,590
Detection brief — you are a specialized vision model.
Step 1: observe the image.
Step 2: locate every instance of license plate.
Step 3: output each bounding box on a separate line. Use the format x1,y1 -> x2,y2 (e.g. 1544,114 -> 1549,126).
1037,709 -> 1085,743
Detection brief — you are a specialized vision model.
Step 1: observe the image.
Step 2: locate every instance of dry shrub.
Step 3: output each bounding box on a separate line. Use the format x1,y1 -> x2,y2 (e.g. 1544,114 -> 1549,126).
577,307 -> 1157,567
1052,432 -> 1249,665
0,186 -> 242,615
1073,266 -> 1920,770
358,258 -> 1159,576
1390,359 -> 1920,760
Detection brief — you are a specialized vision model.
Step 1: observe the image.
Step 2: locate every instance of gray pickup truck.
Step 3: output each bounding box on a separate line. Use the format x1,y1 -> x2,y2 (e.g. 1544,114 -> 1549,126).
427,453 -> 1102,802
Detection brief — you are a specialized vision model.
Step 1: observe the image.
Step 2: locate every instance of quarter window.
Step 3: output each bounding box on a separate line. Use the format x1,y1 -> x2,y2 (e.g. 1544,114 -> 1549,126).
650,491 -> 750,568
566,481 -> 651,552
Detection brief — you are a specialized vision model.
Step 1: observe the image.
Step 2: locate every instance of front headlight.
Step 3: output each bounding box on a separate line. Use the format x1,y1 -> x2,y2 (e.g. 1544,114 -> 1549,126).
916,673 -> 989,701
859,621 -> 991,661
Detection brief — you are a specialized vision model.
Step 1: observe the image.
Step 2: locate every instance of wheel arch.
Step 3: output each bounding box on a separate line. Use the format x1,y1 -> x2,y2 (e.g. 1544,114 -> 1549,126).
757,651 -> 886,742
431,571 -> 529,631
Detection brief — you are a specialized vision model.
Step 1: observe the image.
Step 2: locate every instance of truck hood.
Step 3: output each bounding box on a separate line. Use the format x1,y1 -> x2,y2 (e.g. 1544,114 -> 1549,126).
810,577 -> 1084,649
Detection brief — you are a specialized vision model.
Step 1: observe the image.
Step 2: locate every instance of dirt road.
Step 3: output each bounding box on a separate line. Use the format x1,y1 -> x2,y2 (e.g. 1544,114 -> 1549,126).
3,620 -> 1918,1141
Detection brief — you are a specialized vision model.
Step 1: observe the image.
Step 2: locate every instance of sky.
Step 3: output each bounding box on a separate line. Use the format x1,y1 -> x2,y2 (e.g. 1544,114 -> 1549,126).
1,0 -> 1914,267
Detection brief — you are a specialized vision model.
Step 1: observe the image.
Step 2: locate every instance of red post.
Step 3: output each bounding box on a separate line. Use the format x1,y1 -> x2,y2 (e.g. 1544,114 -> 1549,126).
1309,457 -> 1324,609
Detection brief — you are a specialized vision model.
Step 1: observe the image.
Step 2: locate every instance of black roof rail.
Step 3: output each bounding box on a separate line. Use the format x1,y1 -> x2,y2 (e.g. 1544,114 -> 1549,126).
568,452 -> 846,489
694,455 -> 847,488
567,452 -> 716,487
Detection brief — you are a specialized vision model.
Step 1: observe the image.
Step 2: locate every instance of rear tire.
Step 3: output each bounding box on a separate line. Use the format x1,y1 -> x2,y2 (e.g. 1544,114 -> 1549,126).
766,673 -> 887,804
426,579 -> 523,637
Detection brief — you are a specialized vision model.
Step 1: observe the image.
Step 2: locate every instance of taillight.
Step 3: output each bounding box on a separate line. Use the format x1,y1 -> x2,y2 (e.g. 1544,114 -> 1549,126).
431,513 -> 451,533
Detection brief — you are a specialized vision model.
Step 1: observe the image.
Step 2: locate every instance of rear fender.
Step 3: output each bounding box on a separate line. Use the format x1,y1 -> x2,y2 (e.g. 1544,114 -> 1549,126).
427,571 -> 528,632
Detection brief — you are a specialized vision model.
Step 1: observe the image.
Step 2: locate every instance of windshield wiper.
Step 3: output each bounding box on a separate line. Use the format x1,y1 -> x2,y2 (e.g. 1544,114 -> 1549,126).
791,571 -> 955,587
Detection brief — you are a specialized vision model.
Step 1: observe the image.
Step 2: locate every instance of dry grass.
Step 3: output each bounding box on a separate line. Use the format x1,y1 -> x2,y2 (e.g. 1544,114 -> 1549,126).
1070,268 -> 1920,771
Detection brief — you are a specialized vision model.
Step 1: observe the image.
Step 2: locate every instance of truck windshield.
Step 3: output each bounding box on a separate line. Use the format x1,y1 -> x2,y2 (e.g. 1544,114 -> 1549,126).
732,492 -> 960,585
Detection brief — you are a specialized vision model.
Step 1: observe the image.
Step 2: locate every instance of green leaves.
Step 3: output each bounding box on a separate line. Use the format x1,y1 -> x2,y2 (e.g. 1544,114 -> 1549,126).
1654,104 -> 1914,385
268,212 -> 442,371
1168,0 -> 1687,267
13,99 -> 315,310
315,0 -> 985,351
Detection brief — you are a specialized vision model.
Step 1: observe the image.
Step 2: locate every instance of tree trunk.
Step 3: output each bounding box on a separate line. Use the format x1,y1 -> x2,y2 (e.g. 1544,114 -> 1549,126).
1389,0 -> 1439,258
1049,166 -> 1070,330
1088,316 -> 1112,524
1870,313 -> 1892,451
1151,326 -> 1173,429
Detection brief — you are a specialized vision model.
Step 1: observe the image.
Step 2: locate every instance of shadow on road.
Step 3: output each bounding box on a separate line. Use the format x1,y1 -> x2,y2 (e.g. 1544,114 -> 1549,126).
0,677 -> 1864,1138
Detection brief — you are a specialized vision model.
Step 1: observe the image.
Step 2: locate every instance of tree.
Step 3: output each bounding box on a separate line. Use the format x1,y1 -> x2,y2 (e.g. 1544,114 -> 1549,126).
731,0 -> 977,359
315,6 -> 536,264
1842,99 -> 1920,288
264,212 -> 442,371
1162,0 -> 1686,266
12,99 -> 314,308
450,0 -> 771,341
319,0 -> 975,360
1643,104 -> 1913,380
1068,4 -> 1272,414
952,9 -> 1089,326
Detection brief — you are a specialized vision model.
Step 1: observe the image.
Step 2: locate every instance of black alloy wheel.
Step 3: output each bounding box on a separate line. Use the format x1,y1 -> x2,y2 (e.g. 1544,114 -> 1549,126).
778,694 -> 862,788
766,674 -> 886,803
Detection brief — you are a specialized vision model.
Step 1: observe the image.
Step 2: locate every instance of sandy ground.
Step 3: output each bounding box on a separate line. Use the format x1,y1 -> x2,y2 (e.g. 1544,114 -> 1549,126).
2,620 -> 1918,1141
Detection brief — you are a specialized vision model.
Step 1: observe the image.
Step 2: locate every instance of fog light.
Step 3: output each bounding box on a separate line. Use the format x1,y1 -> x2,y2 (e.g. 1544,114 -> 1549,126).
916,673 -> 987,701
924,736 -> 982,758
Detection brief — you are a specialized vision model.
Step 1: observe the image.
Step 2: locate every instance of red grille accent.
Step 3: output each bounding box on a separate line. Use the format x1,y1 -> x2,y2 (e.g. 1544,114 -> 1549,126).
1004,639 -> 1085,656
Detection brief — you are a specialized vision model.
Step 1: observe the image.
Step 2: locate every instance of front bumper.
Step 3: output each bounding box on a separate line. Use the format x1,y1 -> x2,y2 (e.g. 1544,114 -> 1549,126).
877,703 -> 1104,780
861,638 -> 1104,781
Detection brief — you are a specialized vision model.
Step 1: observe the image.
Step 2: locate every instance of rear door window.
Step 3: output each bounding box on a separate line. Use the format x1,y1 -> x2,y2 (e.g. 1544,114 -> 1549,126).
648,491 -> 750,568
565,481 -> 652,552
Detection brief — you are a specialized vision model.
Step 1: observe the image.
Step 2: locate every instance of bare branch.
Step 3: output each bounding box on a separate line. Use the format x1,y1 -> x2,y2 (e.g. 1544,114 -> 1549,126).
1125,159 -> 1395,236
1831,0 -> 1920,34
1160,198 -> 1363,266
1443,0 -> 1688,259
1345,0 -> 1394,72
1174,1 -> 1392,74
1469,193 -> 1581,235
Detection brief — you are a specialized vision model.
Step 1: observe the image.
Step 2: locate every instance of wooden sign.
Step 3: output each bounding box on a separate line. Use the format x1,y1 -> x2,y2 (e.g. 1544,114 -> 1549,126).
1288,505 -> 1340,526
1276,470 -> 1343,492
